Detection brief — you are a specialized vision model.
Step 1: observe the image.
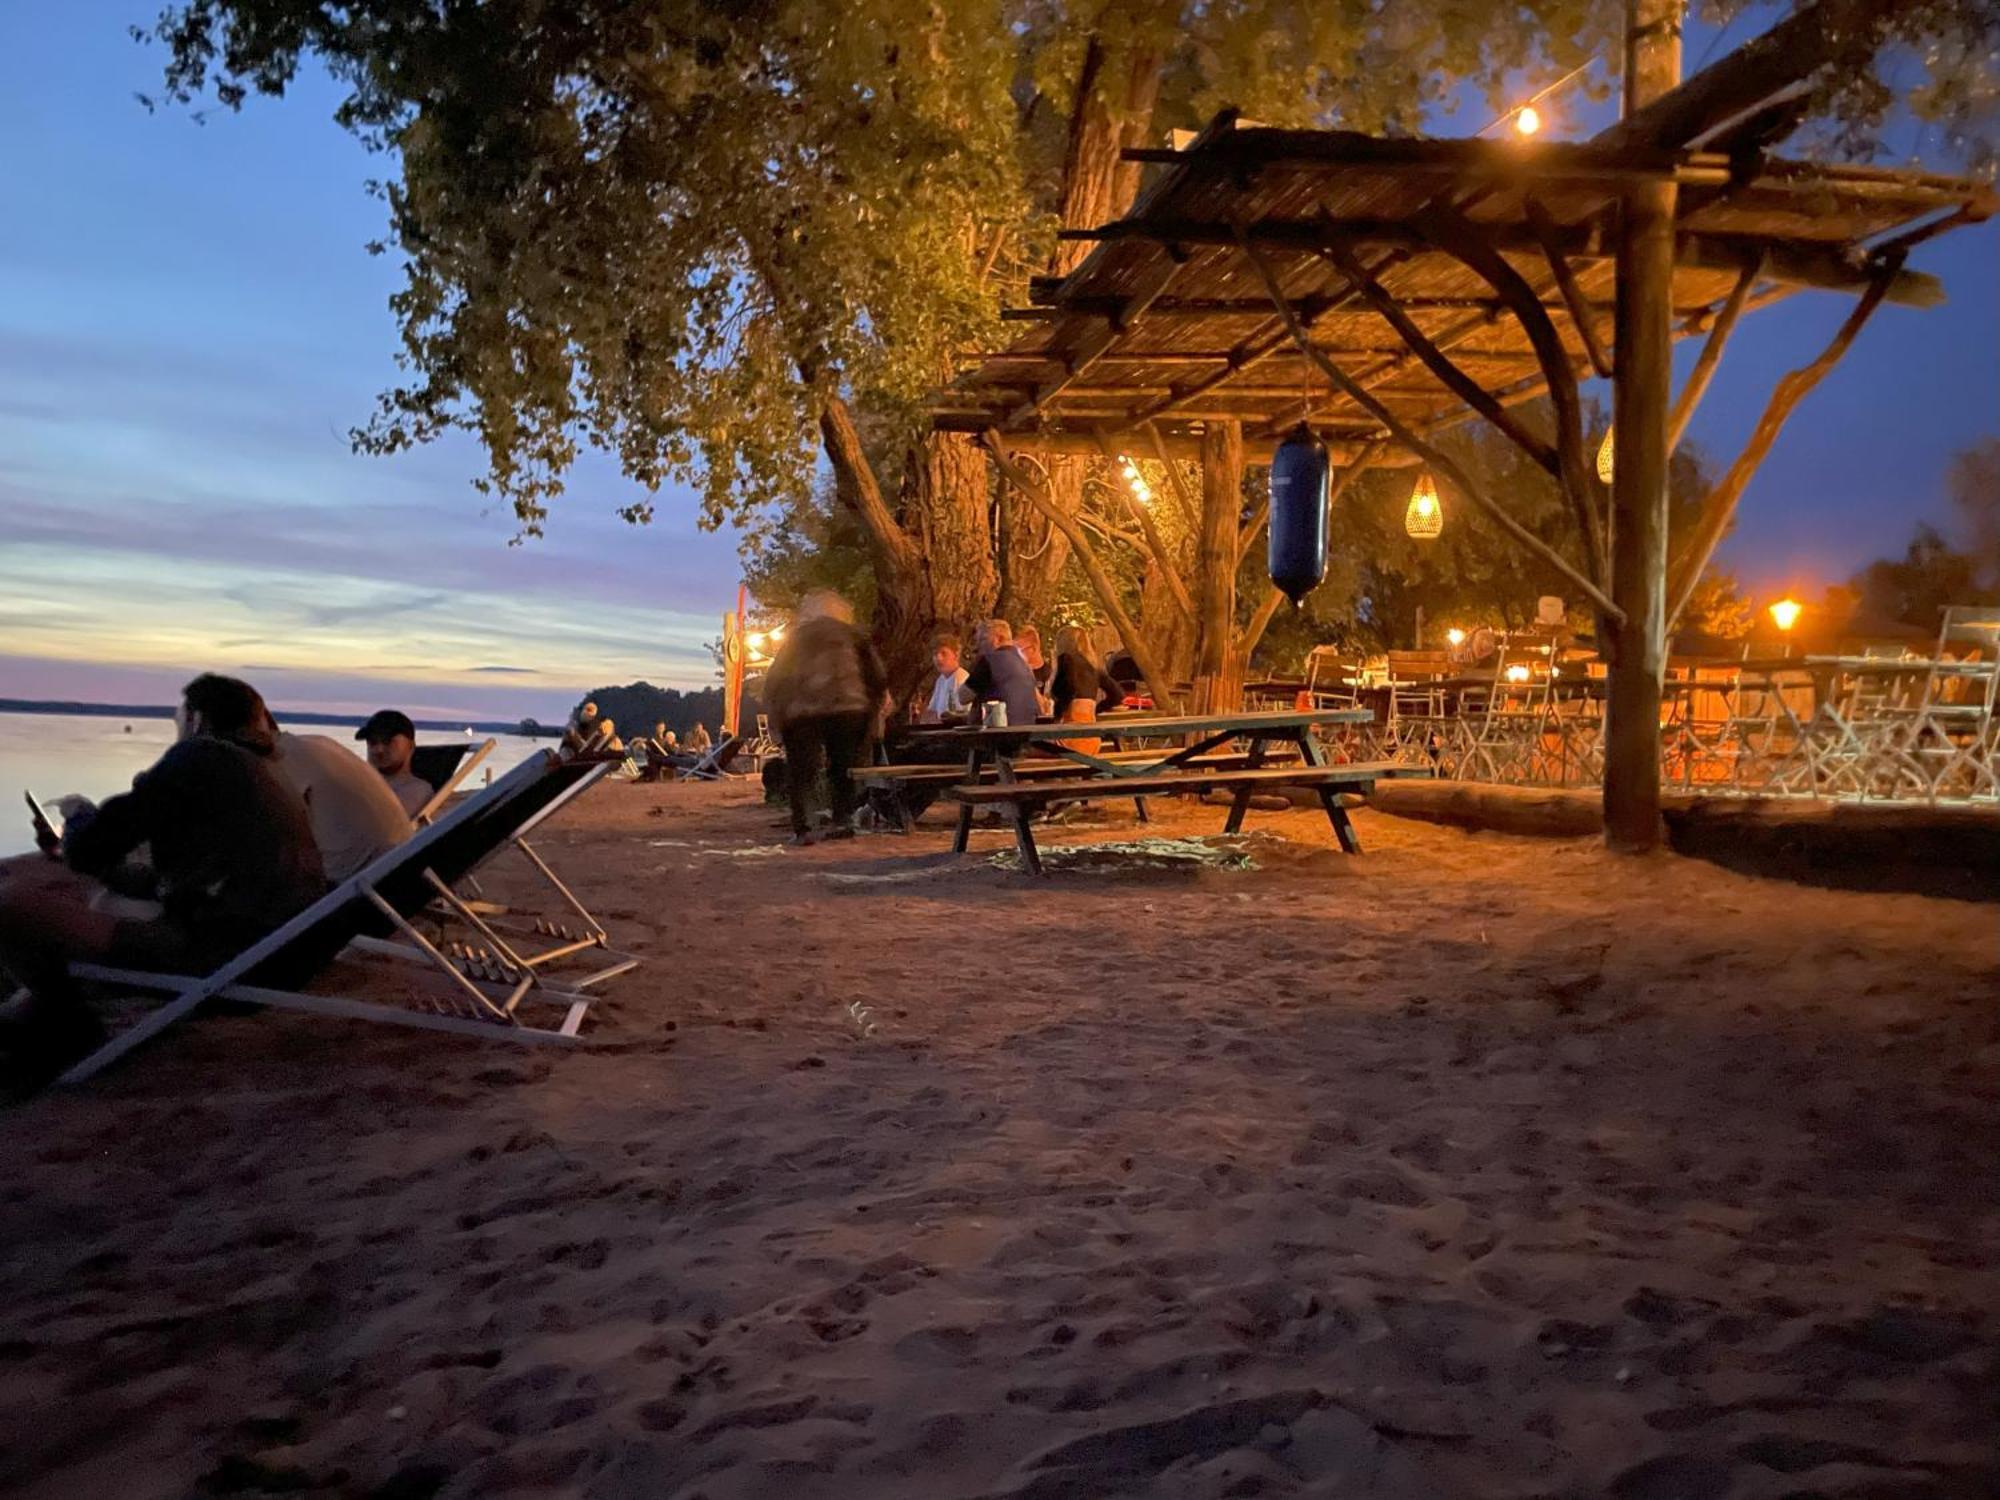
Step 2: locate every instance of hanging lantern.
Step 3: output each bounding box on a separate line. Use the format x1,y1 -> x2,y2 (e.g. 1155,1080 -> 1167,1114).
1267,423 -> 1331,605
1404,469 -> 1443,540
1596,428 -> 1615,484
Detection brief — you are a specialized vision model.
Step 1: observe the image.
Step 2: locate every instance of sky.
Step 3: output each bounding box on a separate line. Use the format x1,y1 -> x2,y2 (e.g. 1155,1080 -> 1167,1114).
1,5 -> 1994,719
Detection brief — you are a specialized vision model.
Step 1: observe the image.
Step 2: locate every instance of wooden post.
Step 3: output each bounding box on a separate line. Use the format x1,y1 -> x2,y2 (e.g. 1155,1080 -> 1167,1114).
723,582 -> 747,738
1195,420 -> 1243,712
1602,0 -> 1682,853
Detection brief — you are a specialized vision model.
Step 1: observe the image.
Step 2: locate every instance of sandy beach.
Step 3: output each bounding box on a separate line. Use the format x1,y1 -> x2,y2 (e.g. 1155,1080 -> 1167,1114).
1,782 -> 1993,1499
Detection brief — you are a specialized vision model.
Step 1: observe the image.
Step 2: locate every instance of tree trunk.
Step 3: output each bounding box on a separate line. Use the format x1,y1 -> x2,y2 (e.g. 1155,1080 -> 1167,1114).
1193,421 -> 1244,712
1050,40 -> 1163,277
899,430 -> 999,694
995,453 -> 1078,627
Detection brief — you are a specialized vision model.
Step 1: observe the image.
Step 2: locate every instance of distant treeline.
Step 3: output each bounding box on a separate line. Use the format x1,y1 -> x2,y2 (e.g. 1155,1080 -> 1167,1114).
567,682 -> 755,741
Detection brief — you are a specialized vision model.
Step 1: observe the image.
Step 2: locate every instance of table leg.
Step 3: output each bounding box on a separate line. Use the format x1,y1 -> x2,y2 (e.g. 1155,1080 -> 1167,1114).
1320,786 -> 1363,854
1010,802 -> 1044,876
1223,787 -> 1253,834
951,749 -> 983,854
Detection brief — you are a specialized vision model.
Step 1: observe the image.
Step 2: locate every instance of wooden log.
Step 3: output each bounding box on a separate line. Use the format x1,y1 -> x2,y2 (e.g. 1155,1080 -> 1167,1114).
1666,255 -> 1760,450
1601,0 -> 1681,856
1236,228 -> 1625,622
1056,218 -> 1945,306
1665,266 -> 1896,627
1412,204 -> 1607,586
1523,197 -> 1615,378
1092,428 -> 1195,625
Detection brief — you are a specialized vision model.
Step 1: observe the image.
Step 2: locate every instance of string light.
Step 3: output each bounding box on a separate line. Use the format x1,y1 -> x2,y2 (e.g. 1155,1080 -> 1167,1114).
1405,469 -> 1443,539
1118,455 -> 1153,505
1596,428 -> 1615,484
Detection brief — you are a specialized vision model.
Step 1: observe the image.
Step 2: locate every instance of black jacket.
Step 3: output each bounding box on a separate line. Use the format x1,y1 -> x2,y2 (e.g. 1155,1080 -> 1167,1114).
64,735 -> 327,943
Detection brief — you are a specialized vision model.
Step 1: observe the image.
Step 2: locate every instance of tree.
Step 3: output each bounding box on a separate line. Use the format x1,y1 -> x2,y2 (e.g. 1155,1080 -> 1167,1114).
1947,436 -> 2000,591
1849,523 -> 1996,631
140,0 -> 1627,695
140,0 -> 1992,697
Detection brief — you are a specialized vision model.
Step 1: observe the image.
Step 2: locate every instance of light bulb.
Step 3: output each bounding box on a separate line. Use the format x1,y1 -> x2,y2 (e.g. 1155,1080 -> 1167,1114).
1768,598 -> 1802,632
1446,628 -> 1467,647
1515,105 -> 1542,136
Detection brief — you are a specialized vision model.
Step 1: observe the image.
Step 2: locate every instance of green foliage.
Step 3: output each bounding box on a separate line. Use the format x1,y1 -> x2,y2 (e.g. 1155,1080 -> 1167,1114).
569,681 -> 739,742
1849,523 -> 1999,629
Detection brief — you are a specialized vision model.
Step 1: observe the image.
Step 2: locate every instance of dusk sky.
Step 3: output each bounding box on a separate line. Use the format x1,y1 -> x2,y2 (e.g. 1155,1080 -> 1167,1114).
2,4 -> 1994,720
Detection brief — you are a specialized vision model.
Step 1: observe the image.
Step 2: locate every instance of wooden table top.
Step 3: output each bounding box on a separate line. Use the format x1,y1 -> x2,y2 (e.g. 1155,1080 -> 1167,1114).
908,707 -> 1373,746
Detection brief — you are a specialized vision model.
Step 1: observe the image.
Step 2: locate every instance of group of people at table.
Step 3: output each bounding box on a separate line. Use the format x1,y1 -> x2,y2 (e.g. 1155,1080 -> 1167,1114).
0,678 -> 466,1080
760,594 -> 1134,845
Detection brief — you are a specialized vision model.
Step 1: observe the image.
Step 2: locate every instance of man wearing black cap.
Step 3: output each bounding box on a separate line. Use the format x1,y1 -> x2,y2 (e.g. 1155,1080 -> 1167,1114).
355,710 -> 431,818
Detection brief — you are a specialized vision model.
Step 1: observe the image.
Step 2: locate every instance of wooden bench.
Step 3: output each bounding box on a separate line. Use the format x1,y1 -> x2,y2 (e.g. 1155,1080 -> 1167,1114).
946,760 -> 1422,874
852,748 -> 1300,831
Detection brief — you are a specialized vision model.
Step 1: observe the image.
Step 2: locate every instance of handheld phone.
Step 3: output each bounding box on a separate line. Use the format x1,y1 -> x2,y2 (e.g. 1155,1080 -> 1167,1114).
25,791 -> 61,855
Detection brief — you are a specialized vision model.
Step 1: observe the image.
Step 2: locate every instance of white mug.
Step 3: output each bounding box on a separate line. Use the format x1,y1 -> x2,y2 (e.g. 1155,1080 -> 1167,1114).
983,700 -> 1009,729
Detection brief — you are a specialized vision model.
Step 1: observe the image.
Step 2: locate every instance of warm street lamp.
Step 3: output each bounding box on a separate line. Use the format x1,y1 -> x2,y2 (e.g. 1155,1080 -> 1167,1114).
1514,104 -> 1542,136
1768,597 -> 1802,633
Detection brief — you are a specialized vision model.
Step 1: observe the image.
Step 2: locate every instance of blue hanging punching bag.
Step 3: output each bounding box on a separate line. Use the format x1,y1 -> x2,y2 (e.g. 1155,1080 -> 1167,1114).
1267,423 -> 1331,606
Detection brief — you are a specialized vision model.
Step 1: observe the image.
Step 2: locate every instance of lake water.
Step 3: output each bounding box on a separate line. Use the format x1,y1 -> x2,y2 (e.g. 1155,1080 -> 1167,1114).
0,712 -> 554,858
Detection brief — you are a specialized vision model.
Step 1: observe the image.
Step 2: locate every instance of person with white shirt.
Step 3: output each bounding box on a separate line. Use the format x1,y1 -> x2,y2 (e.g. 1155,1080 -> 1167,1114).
271,728 -> 414,882
921,636 -> 971,723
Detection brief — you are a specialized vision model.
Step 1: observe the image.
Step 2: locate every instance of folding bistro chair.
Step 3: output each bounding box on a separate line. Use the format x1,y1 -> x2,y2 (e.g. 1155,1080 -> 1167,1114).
57,750 -> 636,1085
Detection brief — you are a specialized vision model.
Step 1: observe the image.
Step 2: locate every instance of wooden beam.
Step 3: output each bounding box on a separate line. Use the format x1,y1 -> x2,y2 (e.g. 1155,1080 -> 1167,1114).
1056,219 -> 1944,306
1236,228 -> 1623,622
1593,0 -> 1901,154
1194,421 -> 1244,712
1665,265 -> 1896,627
1027,289 -> 1708,316
1004,249 -> 1187,426
1413,203 -> 1607,587
961,347 -> 1539,367
1091,429 -> 1195,625
1145,421 -> 1204,531
1666,254 -> 1760,450
1318,240 -> 1562,477
980,430 -> 1180,709
1523,197 -> 1615,378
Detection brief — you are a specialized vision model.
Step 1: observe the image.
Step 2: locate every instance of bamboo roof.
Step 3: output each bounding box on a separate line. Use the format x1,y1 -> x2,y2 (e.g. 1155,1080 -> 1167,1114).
936,112 -> 1995,461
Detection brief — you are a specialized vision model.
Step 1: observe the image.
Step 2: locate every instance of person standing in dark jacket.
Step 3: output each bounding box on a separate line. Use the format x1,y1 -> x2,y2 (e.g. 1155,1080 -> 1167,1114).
761,591 -> 890,844
0,674 -> 325,1074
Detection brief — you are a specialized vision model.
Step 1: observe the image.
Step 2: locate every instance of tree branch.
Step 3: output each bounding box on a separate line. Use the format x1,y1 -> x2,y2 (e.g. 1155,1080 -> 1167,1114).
980,430 -> 1181,709
1236,229 -> 1625,624
1666,265 -> 1896,627
1092,429 -> 1195,624
1136,423 -> 1200,533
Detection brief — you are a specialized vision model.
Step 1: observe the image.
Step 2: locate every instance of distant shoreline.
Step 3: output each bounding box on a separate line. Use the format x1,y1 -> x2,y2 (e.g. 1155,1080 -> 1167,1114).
0,700 -> 561,738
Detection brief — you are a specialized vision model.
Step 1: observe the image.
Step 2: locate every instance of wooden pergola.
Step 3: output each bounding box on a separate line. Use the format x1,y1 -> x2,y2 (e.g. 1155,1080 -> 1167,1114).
937,14 -> 1994,849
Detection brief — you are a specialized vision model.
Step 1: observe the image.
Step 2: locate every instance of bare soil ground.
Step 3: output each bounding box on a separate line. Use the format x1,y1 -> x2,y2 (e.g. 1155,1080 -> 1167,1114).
2,780 -> 1993,1499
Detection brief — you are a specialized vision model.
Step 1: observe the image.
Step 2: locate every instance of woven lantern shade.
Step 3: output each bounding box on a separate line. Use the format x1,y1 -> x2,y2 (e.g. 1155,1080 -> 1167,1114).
1404,469 -> 1443,540
1596,428 -> 1615,484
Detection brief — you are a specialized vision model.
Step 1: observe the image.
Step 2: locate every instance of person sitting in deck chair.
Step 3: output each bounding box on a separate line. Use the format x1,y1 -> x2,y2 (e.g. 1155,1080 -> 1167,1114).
0,674 -> 326,1077
688,722 -> 713,755
562,700 -> 603,752
355,709 -> 433,818
264,701 -> 413,879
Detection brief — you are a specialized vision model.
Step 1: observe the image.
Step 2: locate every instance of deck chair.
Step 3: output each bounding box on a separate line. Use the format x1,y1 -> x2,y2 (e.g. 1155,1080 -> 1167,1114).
57,750 -> 635,1085
410,738 -> 498,825
676,734 -> 746,781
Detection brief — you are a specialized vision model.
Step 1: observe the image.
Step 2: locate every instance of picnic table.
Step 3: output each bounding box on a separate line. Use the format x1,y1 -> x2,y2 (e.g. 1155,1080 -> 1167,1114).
900,708 -> 1417,875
